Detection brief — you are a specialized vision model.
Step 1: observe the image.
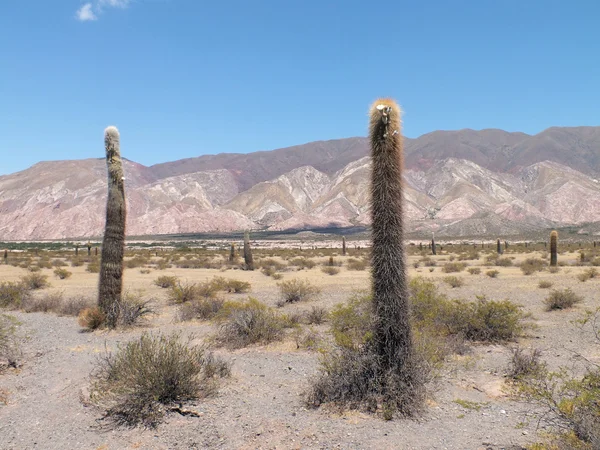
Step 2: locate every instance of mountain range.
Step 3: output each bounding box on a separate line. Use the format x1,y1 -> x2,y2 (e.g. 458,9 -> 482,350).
1,126 -> 600,240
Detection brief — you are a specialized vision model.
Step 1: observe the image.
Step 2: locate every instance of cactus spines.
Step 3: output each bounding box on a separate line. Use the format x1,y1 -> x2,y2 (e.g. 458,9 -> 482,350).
98,126 -> 127,328
243,230 -> 254,270
550,230 -> 558,267
342,236 -> 346,256
369,98 -> 421,411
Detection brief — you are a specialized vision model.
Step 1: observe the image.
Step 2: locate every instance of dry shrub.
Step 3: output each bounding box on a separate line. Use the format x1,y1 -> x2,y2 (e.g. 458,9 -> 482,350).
176,297 -> 225,322
290,258 -> 317,270
214,298 -> 292,349
548,266 -> 561,274
467,267 -> 481,275
486,270 -> 499,278
520,257 -> 546,275
544,289 -> 583,311
86,261 -> 100,273
506,346 -> 544,380
89,332 -> 230,428
442,276 -> 464,288
321,266 -> 340,276
538,280 -> 554,289
154,275 -> 178,288
441,262 -> 467,273
304,306 -> 328,325
53,268 -> 72,279
20,273 -> 50,290
577,268 -> 598,282
0,281 -> 31,309
276,279 -> 321,306
22,291 -> 63,313
0,314 -> 20,370
78,307 -> 106,330
58,295 -> 95,316
118,292 -> 155,327
168,282 -> 199,304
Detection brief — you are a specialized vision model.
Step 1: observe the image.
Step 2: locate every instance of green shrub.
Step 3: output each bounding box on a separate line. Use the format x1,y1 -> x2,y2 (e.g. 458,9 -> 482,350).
442,276 -> 464,288
176,297 -> 225,322
89,332 -> 230,427
544,289 -> 583,311
214,298 -> 292,348
154,275 -> 178,289
168,282 -> 200,304
276,279 -> 320,306
53,268 -> 72,280
20,273 -> 49,290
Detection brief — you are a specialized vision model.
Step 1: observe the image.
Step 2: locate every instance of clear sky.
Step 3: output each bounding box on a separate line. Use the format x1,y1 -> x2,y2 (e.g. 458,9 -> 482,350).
1,0 -> 599,175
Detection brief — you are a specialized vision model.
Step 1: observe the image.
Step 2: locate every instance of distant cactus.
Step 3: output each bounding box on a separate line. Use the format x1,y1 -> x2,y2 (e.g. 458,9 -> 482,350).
368,98 -> 422,413
87,242 -> 92,256
98,126 -> 126,328
497,239 -> 502,255
243,230 -> 254,271
229,243 -> 236,262
550,230 -> 558,267
342,236 -> 346,256
3,249 -> 7,264
505,241 -> 508,251
75,245 -> 79,256
431,233 -> 436,255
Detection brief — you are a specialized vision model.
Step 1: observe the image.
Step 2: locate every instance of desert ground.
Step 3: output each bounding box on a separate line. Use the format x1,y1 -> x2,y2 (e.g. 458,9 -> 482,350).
1,241 -> 599,450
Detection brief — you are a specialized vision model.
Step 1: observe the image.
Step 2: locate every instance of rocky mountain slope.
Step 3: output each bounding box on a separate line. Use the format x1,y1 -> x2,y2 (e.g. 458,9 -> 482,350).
1,126 -> 600,240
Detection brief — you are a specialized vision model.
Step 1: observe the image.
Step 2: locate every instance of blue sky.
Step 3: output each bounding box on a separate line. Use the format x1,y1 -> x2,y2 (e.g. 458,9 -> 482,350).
1,0 -> 599,175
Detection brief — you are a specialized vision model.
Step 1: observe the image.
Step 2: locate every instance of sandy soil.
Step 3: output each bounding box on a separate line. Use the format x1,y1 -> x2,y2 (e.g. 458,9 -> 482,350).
1,249 -> 599,450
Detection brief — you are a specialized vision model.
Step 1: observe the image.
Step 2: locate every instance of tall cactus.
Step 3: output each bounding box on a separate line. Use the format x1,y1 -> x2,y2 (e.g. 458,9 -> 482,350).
431,233 -> 436,255
98,126 -> 126,328
229,243 -> 236,262
550,230 -> 558,267
369,98 -> 421,411
243,230 -> 254,270
342,236 -> 346,256
497,239 -> 502,255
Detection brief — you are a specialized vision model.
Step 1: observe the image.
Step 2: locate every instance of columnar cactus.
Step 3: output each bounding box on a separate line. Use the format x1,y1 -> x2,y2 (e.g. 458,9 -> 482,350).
3,249 -> 7,264
369,98 -> 420,409
497,239 -> 502,255
229,243 -> 236,262
243,230 -> 254,271
550,230 -> 558,267
98,126 -> 126,328
342,236 -> 346,256
431,233 -> 436,255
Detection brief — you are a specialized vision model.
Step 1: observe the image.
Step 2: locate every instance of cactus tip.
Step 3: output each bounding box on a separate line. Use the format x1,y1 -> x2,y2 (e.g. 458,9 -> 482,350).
104,126 -> 120,138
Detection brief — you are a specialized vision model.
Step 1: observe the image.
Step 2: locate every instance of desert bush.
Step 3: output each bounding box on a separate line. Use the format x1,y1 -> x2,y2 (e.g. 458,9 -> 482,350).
52,259 -> 68,267
458,251 -> 479,261
577,267 -> 598,282
538,280 -> 554,289
294,327 -> 323,350
347,258 -> 368,271
78,307 -> 106,330
86,261 -> 100,273
117,292 -> 155,326
0,282 -> 31,309
27,265 -> 41,272
20,273 -> 49,290
420,257 -> 436,267
486,270 -> 499,278
22,291 -> 63,313
513,366 -> 600,449
467,267 -> 481,275
506,346 -> 544,380
214,298 -> 291,349
277,279 -> 320,306
328,292 -> 372,349
544,289 -> 583,311
154,275 -> 178,289
155,259 -> 171,270
258,258 -> 287,271
0,314 -> 20,370
89,332 -> 230,427
443,296 -> 527,342
548,266 -> 561,274
70,258 -> 84,267
219,278 -> 251,293
58,295 -> 95,316
168,282 -> 200,304
441,262 -> 467,273
53,268 -> 72,280
176,297 -> 225,322
304,306 -> 328,325
520,257 -> 546,275
289,258 -> 317,270
321,266 -> 340,276
124,256 -> 148,269
442,276 -> 464,288
139,269 -> 151,275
